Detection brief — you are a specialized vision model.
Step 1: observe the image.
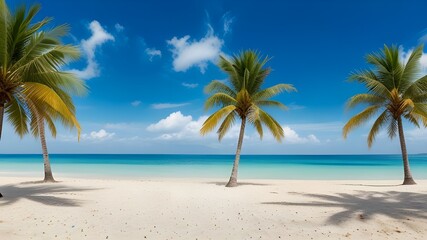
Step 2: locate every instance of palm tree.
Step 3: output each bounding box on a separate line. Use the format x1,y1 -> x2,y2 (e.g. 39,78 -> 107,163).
343,44 -> 427,185
201,50 -> 296,187
0,1 -> 86,182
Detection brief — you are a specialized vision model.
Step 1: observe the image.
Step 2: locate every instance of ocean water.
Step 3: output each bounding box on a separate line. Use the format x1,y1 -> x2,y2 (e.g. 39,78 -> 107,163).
0,154 -> 426,180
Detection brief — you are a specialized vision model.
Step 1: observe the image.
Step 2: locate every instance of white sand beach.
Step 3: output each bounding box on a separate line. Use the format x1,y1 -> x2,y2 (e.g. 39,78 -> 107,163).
0,176 -> 426,240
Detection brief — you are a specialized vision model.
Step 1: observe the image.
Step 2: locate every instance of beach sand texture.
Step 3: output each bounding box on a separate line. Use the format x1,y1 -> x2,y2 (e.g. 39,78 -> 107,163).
0,177 -> 426,239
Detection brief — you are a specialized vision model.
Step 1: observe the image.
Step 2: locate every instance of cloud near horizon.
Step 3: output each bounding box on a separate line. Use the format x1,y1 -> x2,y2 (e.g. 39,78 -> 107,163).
69,20 -> 115,80
146,111 -> 320,143
167,29 -> 224,73
82,129 -> 115,141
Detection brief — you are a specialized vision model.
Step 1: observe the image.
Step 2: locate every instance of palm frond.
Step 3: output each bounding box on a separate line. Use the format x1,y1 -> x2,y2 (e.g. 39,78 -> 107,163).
404,75 -> 427,98
5,96 -> 29,137
217,111 -> 237,141
343,105 -> 380,138
204,80 -> 236,97
400,45 -> 424,91
252,84 -> 296,101
200,105 -> 236,136
367,111 -> 389,148
0,0 -> 10,70
349,70 -> 391,97
387,118 -> 398,139
259,108 -> 284,142
255,100 -> 288,110
204,93 -> 237,111
346,93 -> 385,109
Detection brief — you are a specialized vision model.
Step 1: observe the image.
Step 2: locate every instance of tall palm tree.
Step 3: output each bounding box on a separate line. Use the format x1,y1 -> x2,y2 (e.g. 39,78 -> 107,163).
343,44 -> 427,185
0,1 -> 86,182
201,50 -> 296,187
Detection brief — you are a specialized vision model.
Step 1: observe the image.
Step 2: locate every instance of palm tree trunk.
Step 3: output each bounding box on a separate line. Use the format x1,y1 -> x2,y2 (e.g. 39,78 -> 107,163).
0,102 -> 4,140
226,117 -> 246,187
397,117 -> 416,185
38,117 -> 55,182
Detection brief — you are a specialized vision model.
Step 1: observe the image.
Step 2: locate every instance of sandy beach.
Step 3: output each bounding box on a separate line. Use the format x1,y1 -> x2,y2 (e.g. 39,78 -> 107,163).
0,176 -> 426,239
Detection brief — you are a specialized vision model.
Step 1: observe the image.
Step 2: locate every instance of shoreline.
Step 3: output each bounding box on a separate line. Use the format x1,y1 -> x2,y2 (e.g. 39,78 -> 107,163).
1,176 -> 426,239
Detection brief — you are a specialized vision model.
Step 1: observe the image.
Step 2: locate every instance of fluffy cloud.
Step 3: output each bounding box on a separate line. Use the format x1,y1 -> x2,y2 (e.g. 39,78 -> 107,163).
114,23 -> 124,32
69,21 -> 115,80
147,111 -> 193,132
151,103 -> 190,109
131,100 -> 141,107
145,48 -> 162,61
280,126 -> 320,144
82,129 -> 115,141
149,113 -> 209,141
167,30 -> 224,73
182,82 -> 199,88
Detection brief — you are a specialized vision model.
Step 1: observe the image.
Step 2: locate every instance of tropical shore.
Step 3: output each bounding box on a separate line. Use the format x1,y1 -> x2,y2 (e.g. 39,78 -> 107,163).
0,176 -> 426,239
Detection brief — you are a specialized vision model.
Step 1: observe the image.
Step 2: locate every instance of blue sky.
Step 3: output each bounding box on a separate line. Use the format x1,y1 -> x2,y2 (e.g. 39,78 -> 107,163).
2,0 -> 427,154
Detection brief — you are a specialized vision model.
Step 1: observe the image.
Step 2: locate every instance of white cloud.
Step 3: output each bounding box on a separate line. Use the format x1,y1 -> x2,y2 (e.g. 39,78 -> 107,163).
222,12 -> 234,35
115,23 -> 124,32
131,100 -> 141,107
147,111 -> 193,132
69,21 -> 115,80
82,129 -> 115,141
167,30 -> 224,73
400,46 -> 427,76
182,82 -> 199,88
281,126 -> 320,144
145,48 -> 162,61
150,114 -> 209,141
151,103 -> 190,109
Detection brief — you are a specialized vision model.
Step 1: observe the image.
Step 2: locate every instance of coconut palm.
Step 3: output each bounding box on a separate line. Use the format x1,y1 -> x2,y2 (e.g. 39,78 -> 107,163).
201,50 -> 296,187
0,1 -> 86,182
343,44 -> 427,185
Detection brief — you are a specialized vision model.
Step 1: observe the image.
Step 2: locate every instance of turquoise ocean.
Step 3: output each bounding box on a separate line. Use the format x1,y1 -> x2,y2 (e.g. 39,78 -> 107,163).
0,154 -> 426,180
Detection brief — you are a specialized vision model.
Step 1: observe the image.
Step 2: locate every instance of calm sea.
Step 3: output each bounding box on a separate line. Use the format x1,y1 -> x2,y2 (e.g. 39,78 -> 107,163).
0,154 -> 426,180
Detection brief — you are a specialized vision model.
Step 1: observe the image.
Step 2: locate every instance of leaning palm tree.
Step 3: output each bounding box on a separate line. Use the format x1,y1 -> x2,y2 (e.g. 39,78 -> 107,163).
0,1 -> 86,182
25,83 -> 84,182
343,44 -> 427,185
201,50 -> 296,187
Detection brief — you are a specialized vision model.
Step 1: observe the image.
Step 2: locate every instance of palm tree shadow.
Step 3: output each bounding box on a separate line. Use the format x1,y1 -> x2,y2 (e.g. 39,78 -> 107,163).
0,183 -> 97,207
206,181 -> 271,186
342,183 -> 401,187
262,191 -> 427,225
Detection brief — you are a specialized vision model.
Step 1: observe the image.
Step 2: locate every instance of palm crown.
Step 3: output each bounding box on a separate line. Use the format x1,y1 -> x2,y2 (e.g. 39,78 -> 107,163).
343,45 -> 427,147
0,2 -> 86,139
200,50 -> 295,140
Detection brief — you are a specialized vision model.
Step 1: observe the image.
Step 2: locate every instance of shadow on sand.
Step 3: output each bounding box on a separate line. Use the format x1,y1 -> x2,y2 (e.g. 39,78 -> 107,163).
341,183 -> 402,187
206,181 -> 271,186
262,191 -> 427,225
0,182 -> 96,207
